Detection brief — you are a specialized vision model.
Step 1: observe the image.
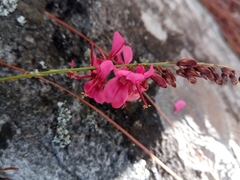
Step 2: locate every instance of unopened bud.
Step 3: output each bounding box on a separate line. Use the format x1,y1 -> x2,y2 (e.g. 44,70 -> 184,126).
155,66 -> 163,73
176,68 -> 186,77
214,74 -> 223,85
176,59 -> 198,68
221,67 -> 235,76
162,69 -> 177,87
230,74 -> 238,85
163,69 -> 176,81
151,72 -> 167,88
194,66 -> 212,76
221,73 -> 228,83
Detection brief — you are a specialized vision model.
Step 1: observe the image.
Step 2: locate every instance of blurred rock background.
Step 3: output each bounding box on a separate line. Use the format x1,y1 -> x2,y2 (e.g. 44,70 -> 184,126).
0,0 -> 240,179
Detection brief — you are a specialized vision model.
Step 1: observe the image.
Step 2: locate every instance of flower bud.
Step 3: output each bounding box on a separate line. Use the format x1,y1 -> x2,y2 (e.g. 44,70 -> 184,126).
194,66 -> 210,74
230,74 -> 238,85
176,59 -> 198,68
221,73 -> 228,83
214,74 -> 223,85
163,69 -> 176,81
162,74 -> 176,88
221,67 -> 235,76
151,72 -> 167,88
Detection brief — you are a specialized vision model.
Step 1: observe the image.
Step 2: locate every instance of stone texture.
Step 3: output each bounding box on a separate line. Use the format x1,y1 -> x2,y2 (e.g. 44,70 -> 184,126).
0,0 -> 240,180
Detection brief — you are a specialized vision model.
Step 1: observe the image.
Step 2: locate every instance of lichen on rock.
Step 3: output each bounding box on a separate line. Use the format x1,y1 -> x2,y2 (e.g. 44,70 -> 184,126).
52,101 -> 72,148
0,0 -> 18,16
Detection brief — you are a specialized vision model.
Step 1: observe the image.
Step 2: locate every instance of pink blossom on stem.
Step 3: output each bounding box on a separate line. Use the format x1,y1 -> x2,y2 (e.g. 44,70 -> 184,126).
68,43 -> 114,103
104,65 -> 154,108
174,100 -> 186,114
66,31 -> 135,105
83,59 -> 114,104
84,31 -> 133,104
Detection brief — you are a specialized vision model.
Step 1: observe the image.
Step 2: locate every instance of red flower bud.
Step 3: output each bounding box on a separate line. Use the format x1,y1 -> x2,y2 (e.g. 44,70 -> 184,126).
151,72 -> 167,88
229,74 -> 238,85
176,58 -> 198,68
221,73 -> 228,83
221,67 -> 235,76
214,74 -> 223,85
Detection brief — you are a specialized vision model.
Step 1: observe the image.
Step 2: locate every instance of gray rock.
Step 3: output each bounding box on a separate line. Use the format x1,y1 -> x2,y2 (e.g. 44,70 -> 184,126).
0,0 -> 240,180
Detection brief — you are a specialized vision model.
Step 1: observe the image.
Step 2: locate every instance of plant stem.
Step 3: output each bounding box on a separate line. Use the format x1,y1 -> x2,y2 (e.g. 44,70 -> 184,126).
0,61 -> 232,82
0,62 -> 175,82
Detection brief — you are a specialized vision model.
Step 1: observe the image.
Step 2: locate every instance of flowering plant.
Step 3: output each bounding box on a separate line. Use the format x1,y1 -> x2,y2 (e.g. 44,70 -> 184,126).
66,32 -> 155,108
1,12 -> 239,180
65,31 -> 238,109
0,31 -> 238,109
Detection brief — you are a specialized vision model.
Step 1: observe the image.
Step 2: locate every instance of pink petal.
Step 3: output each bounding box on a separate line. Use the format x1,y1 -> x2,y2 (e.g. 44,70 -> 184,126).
122,46 -> 133,64
116,54 -> 124,64
108,31 -> 126,58
174,100 -> 186,114
115,46 -> 133,65
127,88 -> 140,101
114,68 -> 132,77
84,79 -> 95,95
127,93 -> 140,102
84,79 -> 105,104
99,60 -> 114,79
144,65 -> 154,78
104,77 -> 129,108
136,65 -> 145,74
104,77 -> 122,103
111,85 -> 129,108
93,87 -> 105,104
126,72 -> 144,84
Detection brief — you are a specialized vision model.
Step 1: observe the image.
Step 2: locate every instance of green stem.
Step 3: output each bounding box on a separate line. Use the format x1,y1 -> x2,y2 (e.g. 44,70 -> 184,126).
0,61 -> 228,82
0,62 -> 175,82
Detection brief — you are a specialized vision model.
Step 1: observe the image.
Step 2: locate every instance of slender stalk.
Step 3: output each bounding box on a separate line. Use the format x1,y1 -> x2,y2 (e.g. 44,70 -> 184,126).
0,66 -> 94,82
0,167 -> 19,172
0,61 -> 236,82
0,62 -> 175,82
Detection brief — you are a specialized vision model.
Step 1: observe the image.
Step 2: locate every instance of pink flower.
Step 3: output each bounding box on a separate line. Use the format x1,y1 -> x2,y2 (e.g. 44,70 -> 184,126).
84,31 -> 132,104
69,43 -> 114,103
67,31 -> 134,105
83,59 -> 114,104
174,100 -> 186,114
104,65 -> 154,108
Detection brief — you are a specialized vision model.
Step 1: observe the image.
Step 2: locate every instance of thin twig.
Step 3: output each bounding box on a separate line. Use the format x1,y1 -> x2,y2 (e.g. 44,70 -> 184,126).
0,167 -> 19,173
0,62 -> 174,82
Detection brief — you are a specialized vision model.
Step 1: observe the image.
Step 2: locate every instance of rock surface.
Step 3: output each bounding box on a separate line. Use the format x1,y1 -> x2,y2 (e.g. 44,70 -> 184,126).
0,0 -> 240,180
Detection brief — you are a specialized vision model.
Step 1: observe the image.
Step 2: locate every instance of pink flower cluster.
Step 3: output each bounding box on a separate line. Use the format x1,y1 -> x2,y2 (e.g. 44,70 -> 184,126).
67,32 -> 153,108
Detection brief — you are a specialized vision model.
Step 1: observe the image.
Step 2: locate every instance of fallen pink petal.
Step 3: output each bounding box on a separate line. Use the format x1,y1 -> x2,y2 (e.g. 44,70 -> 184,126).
174,100 -> 186,114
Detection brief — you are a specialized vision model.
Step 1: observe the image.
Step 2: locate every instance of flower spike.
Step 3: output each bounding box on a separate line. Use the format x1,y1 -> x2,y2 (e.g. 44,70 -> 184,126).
64,32 -> 239,109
